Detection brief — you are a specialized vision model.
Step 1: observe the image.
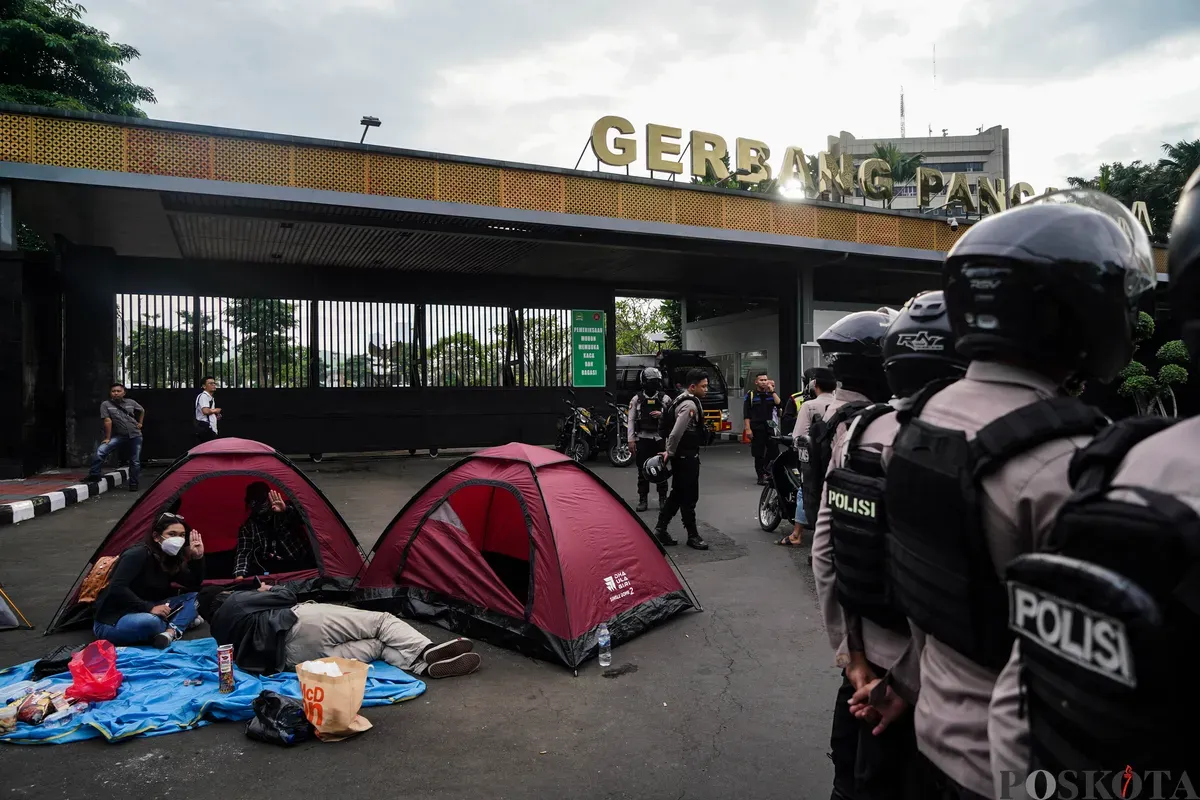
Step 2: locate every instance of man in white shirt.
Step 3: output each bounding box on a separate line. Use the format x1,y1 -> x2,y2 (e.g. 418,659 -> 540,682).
195,376 -> 221,442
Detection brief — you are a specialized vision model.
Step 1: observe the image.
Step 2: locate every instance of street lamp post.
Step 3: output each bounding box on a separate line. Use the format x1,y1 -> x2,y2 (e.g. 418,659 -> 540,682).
359,116 -> 381,144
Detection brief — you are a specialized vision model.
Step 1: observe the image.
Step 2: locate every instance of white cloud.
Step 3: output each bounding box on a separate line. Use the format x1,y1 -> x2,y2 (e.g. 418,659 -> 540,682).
78,0 -> 1200,191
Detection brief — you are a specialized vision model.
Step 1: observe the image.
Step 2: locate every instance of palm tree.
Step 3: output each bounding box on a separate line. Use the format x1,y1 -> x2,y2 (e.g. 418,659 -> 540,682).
1160,140 -> 1200,189
871,143 -> 924,207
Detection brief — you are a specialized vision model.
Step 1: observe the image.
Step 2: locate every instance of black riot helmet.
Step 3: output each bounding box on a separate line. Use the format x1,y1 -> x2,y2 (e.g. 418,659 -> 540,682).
816,310 -> 891,402
943,189 -> 1156,384
882,290 -> 968,398
641,452 -> 671,485
640,366 -> 663,394
1169,166 -> 1200,366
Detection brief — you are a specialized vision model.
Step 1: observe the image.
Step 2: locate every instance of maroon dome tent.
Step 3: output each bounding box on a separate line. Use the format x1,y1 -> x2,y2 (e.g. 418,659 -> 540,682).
357,443 -> 697,669
46,438 -> 365,634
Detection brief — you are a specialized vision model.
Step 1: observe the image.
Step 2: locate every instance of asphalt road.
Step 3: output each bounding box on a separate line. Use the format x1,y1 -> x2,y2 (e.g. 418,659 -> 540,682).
0,444 -> 839,800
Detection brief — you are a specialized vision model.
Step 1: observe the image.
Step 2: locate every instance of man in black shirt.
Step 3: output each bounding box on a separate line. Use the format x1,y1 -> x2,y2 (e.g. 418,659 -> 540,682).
742,372 -> 781,485
200,584 -> 482,679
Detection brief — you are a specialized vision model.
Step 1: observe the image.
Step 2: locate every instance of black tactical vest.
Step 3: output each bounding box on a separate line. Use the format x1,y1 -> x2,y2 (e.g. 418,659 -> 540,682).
827,404 -> 909,632
634,393 -> 667,437
1010,416 -> 1198,772
885,380 -> 1108,671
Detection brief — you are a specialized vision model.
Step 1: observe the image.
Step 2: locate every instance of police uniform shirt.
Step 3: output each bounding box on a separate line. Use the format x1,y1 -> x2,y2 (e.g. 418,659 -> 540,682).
808,387 -> 872,663
793,391 -> 835,441
988,414 -> 1200,797
881,361 -> 1093,798
816,401 -> 910,672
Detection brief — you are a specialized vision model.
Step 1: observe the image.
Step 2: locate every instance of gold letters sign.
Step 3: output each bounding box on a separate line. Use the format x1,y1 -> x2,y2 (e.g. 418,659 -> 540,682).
587,116 -> 1155,233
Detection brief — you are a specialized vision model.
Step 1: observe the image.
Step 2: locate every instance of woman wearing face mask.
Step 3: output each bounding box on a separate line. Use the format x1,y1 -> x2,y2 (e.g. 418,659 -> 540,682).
92,512 -> 206,648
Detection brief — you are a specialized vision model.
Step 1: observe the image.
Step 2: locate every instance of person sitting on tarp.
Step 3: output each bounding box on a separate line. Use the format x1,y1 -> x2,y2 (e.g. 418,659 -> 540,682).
197,583 -> 482,679
233,482 -> 316,579
92,513 -> 206,649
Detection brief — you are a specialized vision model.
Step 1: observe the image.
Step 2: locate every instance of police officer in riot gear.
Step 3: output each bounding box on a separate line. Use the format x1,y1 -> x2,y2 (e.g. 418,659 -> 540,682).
654,368 -> 710,551
817,291 -> 967,800
628,367 -> 672,512
797,311 -> 892,537
993,170 -> 1200,785
848,190 -> 1155,800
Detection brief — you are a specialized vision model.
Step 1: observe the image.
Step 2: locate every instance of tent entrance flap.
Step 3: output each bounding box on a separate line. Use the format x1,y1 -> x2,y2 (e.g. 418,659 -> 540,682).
401,480 -> 536,619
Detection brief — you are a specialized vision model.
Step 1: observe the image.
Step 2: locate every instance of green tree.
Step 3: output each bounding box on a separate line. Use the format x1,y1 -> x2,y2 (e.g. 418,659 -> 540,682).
1117,311 -> 1190,417
120,310 -> 225,388
430,332 -> 489,386
224,299 -> 305,388
690,153 -> 779,195
1065,140 -> 1200,245
0,0 -> 156,115
615,298 -> 667,354
871,143 -> 924,208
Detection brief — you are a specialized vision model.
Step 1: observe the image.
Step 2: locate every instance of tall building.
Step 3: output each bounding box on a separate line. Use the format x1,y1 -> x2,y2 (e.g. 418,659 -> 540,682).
828,125 -> 1011,211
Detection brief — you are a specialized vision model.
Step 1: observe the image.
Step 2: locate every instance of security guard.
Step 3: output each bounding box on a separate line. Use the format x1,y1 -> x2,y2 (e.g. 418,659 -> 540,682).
743,372 -> 782,484
779,368 -> 815,436
816,291 -> 967,800
848,190 -> 1155,800
628,367 -> 672,512
654,368 -> 710,551
993,170 -> 1200,785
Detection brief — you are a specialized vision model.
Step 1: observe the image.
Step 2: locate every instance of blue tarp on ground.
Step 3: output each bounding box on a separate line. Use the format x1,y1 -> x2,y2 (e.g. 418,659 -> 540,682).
0,638 -> 426,745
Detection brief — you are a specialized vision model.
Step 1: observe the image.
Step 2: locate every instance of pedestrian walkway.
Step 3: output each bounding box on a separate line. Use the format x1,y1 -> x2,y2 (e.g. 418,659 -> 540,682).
0,468 -> 131,526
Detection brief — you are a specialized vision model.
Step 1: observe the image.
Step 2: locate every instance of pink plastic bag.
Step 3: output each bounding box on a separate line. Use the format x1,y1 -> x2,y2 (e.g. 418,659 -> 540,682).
65,640 -> 123,702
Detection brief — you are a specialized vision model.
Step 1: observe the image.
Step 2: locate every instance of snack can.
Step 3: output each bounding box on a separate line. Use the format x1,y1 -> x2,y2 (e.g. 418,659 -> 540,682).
217,644 -> 235,694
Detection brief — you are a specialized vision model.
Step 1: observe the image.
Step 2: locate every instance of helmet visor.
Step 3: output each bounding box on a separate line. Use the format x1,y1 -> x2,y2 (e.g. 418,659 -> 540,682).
1028,189 -> 1157,299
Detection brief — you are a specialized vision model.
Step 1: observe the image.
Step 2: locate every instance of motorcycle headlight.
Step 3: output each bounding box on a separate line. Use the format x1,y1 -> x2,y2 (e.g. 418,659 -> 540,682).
721,408 -> 729,422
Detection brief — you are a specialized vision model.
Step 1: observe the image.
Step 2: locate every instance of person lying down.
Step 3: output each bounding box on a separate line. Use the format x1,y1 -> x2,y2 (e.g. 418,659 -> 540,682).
197,584 -> 481,679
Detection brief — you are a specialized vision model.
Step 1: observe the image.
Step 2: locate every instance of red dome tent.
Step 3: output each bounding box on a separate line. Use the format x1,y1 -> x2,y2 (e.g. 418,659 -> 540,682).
357,443 -> 697,668
46,438 -> 365,634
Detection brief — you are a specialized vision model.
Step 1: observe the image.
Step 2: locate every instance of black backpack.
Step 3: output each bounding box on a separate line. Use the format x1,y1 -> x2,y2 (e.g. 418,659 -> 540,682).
800,400 -> 873,527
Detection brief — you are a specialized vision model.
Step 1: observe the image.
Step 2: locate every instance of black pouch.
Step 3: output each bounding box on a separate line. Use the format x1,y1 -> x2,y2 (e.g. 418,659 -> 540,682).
31,643 -> 88,680
244,690 -> 314,747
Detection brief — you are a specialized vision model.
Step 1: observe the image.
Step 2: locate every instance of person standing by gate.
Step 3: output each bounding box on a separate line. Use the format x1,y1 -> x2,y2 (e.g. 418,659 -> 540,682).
87,382 -> 145,491
628,367 -> 672,512
654,369 -> 710,551
743,372 -> 781,485
195,376 -> 221,443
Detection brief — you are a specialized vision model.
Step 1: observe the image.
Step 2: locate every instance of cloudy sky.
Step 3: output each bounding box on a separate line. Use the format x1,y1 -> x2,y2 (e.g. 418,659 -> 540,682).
89,0 -> 1200,193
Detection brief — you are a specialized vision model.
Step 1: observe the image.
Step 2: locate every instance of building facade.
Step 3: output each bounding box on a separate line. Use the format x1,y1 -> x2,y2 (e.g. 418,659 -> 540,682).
828,125 -> 1011,211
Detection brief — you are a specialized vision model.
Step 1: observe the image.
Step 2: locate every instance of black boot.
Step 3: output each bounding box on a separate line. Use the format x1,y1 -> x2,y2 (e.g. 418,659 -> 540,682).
655,527 -> 679,546
685,526 -> 709,550
635,496 -> 648,512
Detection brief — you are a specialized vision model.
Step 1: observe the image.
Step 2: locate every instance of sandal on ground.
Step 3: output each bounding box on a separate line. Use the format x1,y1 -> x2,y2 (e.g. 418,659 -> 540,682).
776,536 -> 803,547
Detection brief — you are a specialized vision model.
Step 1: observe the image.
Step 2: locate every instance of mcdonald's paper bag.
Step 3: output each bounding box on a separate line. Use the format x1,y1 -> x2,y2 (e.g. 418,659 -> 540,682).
296,657 -> 372,742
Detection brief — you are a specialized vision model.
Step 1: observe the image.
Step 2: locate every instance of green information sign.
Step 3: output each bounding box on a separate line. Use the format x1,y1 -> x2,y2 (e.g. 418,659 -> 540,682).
571,309 -> 607,387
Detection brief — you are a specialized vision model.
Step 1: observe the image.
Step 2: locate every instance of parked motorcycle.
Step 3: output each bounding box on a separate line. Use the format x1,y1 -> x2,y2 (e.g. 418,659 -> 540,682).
594,391 -> 633,468
555,390 -> 598,463
758,421 -> 803,532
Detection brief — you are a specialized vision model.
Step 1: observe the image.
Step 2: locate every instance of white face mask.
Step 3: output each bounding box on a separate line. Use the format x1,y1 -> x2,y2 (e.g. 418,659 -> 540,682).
160,536 -> 186,557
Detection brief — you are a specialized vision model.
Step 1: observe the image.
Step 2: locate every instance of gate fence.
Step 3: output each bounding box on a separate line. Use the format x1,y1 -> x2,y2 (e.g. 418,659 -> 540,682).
115,294 -> 574,391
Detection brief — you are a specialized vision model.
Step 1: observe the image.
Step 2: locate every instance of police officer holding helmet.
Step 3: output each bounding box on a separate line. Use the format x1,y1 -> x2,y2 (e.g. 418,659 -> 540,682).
848,189 -> 1156,800
992,169 -> 1200,787
628,367 -> 672,512
815,291 -> 967,800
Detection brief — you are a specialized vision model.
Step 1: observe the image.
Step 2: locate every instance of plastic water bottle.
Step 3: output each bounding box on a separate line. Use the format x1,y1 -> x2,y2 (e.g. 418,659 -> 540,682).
597,623 -> 612,667
42,702 -> 88,728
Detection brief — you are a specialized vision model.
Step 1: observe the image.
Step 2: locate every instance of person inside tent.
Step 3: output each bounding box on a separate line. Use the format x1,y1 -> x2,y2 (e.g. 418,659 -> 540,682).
233,482 -> 316,579
198,584 -> 482,679
92,512 -> 206,649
